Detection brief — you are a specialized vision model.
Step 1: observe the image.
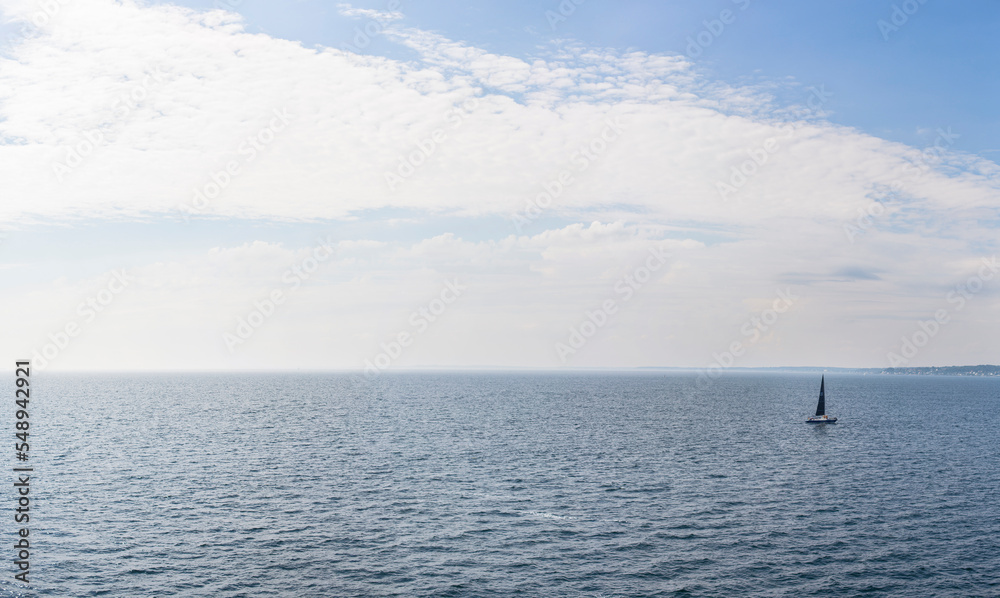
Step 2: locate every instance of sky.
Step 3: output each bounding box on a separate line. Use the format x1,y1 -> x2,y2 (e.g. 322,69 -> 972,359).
0,0 -> 998,372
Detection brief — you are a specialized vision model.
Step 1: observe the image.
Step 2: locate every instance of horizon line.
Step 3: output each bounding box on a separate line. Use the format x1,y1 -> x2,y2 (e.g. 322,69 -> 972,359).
25,364 -> 1000,375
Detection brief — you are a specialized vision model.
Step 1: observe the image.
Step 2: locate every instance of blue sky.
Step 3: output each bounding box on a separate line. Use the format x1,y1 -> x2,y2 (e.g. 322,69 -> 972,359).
0,0 -> 998,371
152,0 -> 1000,156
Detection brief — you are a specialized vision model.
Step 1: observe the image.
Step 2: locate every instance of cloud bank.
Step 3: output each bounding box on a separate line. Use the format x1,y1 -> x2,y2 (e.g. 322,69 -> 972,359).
1,0 -> 997,370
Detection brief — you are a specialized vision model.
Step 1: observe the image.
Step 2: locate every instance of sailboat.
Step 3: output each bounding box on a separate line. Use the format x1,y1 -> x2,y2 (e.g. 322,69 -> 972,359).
806,375 -> 837,423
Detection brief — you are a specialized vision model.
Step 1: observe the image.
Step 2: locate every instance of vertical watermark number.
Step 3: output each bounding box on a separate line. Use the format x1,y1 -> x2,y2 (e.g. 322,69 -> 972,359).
13,361 -> 31,584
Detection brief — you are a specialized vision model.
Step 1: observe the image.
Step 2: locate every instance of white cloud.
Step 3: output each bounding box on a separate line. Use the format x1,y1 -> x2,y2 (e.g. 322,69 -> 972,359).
0,222 -> 697,369
0,0 -> 998,369
336,4 -> 404,23
0,0 -> 993,229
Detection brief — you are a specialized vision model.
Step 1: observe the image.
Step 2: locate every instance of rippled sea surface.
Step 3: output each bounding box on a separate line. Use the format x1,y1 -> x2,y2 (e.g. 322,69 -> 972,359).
5,372 -> 1000,597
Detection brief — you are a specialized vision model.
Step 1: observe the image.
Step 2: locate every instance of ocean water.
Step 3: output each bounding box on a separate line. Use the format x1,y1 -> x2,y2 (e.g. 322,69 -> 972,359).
5,372 -> 1000,597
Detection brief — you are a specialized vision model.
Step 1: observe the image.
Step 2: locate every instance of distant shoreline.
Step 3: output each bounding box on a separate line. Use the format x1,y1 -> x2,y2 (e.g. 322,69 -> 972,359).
637,365 -> 1000,376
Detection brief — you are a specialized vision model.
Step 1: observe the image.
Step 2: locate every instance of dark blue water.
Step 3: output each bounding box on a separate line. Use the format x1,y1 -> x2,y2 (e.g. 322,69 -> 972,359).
4,372 -> 999,597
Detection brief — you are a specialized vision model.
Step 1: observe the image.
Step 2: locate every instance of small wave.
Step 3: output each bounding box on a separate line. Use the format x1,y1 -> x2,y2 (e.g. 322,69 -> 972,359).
522,510 -> 576,521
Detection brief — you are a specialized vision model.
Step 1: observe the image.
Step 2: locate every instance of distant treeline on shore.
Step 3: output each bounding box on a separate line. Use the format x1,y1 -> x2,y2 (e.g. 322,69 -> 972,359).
640,365 -> 1000,376
858,365 -> 1000,376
